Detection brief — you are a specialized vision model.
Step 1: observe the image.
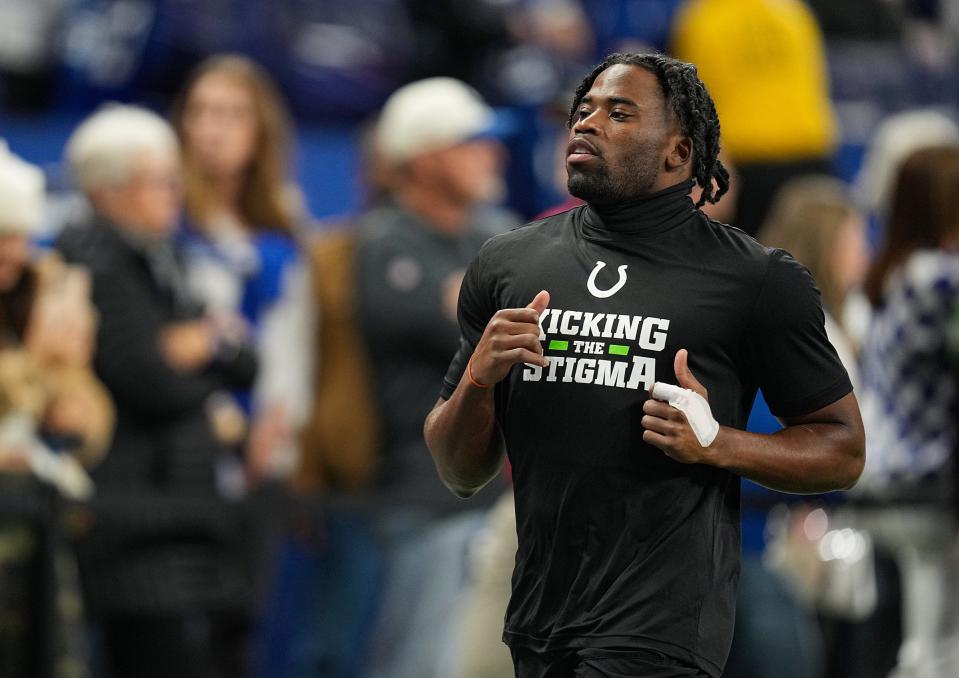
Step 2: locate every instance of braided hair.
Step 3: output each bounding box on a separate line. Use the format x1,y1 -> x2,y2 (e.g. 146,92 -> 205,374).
567,53 -> 729,207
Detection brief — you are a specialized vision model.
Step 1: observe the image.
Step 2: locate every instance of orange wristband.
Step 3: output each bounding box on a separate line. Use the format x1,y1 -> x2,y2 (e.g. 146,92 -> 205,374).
467,357 -> 491,389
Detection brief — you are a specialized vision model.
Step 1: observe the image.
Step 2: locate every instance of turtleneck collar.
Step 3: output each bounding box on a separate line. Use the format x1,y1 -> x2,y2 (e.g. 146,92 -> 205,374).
582,178 -> 697,238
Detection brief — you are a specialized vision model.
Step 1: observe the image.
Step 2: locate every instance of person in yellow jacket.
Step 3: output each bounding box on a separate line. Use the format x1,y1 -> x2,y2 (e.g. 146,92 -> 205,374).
671,0 -> 838,235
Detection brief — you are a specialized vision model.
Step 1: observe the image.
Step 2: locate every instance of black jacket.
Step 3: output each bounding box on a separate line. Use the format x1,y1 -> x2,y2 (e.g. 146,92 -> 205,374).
57,215 -> 257,616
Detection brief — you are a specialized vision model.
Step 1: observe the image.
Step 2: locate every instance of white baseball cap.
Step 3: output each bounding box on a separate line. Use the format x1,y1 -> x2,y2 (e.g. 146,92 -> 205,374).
376,77 -> 498,164
0,140 -> 45,235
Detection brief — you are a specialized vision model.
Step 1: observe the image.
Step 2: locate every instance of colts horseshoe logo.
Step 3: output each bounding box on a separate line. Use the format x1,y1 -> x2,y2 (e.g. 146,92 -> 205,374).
587,260 -> 628,298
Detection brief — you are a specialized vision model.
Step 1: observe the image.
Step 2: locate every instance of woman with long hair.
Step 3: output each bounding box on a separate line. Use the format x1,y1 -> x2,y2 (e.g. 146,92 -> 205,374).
759,175 -> 869,386
172,54 -> 313,485
857,145 -> 959,678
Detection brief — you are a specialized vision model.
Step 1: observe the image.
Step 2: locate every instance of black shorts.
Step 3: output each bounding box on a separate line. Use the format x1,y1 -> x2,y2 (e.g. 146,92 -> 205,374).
510,646 -> 711,678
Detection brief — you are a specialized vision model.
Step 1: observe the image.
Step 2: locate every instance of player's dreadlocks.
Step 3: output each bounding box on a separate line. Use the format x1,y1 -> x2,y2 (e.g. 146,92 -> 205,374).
567,53 -> 729,207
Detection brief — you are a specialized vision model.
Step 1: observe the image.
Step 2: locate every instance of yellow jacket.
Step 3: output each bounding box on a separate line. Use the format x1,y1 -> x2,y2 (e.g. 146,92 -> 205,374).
672,0 -> 838,163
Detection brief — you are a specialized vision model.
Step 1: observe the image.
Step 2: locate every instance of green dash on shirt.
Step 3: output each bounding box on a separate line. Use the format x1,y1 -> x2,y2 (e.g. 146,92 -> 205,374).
608,344 -> 630,356
548,340 -> 569,351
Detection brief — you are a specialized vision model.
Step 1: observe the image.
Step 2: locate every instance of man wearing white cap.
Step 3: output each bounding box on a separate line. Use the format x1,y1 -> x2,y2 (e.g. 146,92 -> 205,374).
0,141 -> 48,300
0,141 -> 113,467
0,141 -> 115,676
355,77 -> 517,678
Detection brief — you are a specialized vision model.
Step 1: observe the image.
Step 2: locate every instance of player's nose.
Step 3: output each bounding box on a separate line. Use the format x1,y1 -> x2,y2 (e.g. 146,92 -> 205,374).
572,111 -> 601,136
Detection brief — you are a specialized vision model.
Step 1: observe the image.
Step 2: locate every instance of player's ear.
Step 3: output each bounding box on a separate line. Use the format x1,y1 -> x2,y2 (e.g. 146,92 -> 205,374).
665,135 -> 692,172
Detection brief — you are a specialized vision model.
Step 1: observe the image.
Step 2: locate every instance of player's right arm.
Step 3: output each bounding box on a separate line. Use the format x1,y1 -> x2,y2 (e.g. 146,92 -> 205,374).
424,291 -> 550,497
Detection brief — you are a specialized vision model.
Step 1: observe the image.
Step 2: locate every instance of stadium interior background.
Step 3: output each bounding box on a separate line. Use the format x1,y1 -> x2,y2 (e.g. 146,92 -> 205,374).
2,2 -> 959,678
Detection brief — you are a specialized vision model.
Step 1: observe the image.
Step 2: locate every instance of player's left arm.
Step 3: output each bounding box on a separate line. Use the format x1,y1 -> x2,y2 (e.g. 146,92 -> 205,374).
642,349 -> 864,494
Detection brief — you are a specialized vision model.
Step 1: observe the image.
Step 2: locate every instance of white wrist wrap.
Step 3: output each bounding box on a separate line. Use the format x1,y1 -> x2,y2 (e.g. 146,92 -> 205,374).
650,383 -> 719,447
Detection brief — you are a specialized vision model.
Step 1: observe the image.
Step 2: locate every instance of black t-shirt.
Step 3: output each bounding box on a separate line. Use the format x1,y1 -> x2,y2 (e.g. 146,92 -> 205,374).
356,204 -> 513,510
439,181 -> 852,676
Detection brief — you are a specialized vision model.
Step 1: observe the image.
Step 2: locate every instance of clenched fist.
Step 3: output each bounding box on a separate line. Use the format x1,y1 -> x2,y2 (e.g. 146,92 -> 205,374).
469,290 -> 550,387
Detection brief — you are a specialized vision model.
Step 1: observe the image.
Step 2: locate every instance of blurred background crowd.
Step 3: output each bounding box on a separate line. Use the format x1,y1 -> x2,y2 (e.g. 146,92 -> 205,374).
2,1 -> 959,677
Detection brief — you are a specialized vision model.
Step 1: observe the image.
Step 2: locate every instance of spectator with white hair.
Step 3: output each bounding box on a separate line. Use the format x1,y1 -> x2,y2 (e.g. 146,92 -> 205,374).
56,104 -> 258,678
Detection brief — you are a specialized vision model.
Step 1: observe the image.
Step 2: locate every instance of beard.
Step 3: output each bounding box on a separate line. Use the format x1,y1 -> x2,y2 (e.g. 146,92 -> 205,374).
566,141 -> 661,206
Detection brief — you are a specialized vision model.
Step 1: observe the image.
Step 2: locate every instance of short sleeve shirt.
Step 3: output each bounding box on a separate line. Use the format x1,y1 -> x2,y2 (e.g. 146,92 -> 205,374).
440,190 -> 851,676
